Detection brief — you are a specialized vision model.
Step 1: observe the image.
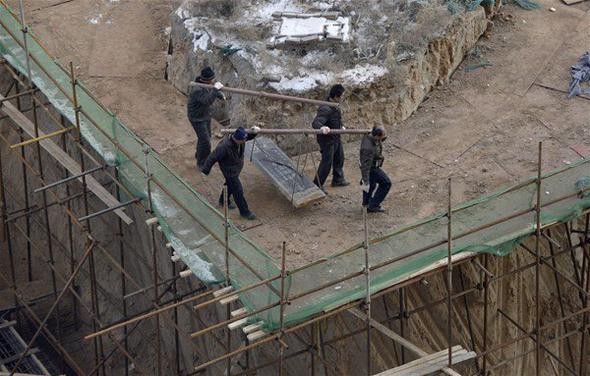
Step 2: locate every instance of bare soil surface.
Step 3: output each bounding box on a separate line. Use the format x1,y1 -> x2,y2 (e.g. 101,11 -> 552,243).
11,0 -> 590,269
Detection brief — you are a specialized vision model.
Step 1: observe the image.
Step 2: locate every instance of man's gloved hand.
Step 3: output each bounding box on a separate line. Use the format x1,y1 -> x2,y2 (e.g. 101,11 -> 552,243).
320,126 -> 330,135
250,126 -> 261,134
360,180 -> 370,193
214,82 -> 224,90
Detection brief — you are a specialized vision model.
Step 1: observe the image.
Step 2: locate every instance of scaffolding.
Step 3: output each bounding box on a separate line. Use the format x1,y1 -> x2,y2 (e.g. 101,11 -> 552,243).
0,1 -> 588,375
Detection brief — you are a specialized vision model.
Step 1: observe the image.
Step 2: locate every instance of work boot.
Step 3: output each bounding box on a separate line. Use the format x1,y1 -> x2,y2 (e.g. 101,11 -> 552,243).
331,180 -> 350,187
241,212 -> 257,220
367,206 -> 386,213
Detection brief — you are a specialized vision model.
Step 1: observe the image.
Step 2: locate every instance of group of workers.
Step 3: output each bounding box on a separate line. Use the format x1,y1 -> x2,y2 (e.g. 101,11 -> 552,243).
187,67 -> 391,220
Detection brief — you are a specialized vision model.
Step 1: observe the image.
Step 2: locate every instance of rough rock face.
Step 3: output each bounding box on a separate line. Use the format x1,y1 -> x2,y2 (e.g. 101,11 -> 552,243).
167,0 -> 487,153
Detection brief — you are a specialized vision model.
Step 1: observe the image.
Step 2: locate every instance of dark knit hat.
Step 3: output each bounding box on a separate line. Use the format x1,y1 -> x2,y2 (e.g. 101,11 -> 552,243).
233,126 -> 248,141
200,67 -> 215,81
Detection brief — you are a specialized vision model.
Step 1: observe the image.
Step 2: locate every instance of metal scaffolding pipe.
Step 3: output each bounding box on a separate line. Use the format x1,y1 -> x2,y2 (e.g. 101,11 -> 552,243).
34,165 -> 105,193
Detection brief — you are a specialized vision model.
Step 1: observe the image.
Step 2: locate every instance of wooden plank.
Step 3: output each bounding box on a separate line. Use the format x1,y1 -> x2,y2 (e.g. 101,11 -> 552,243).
348,308 -> 462,376
245,136 -> 325,208
0,95 -> 133,224
242,321 -> 264,334
380,347 -> 462,375
219,295 -> 239,305
377,348 -> 475,376
246,330 -> 267,342
213,286 -> 234,298
231,307 -> 248,317
227,318 -> 248,330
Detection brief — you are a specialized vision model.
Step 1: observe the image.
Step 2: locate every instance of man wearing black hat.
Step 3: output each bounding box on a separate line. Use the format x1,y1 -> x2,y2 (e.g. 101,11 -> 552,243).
187,66 -> 226,170
359,126 -> 391,213
201,126 -> 260,220
312,84 -> 350,191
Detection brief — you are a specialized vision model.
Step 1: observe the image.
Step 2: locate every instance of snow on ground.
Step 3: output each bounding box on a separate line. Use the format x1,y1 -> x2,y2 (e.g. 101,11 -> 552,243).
184,18 -> 211,52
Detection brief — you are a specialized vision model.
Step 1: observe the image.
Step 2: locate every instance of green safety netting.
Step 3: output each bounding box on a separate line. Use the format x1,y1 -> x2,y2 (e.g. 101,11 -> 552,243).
1,3 -> 588,332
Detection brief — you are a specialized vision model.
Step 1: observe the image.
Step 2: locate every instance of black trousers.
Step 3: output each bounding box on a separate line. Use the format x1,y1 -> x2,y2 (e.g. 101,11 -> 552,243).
362,167 -> 392,209
313,141 -> 345,187
191,119 -> 211,168
218,175 -> 250,216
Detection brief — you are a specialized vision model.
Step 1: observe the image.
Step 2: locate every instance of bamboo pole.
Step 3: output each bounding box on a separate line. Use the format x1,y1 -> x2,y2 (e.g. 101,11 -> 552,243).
9,126 -> 73,148
190,82 -> 339,107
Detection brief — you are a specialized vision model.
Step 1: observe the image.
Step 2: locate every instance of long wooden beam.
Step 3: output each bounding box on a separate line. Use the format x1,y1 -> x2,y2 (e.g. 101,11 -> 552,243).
221,128 -> 370,135
190,82 -> 339,107
0,93 -> 133,224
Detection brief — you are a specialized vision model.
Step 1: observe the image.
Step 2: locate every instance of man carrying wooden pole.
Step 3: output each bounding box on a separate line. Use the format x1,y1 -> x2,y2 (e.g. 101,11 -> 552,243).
187,67 -> 226,170
311,84 -> 350,192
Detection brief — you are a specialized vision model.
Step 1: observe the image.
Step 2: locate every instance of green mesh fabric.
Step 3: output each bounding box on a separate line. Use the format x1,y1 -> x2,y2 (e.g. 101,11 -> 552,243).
0,3 -> 587,332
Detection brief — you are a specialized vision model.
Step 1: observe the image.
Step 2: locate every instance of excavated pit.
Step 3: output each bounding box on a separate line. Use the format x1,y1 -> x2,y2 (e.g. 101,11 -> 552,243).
167,0 -> 488,153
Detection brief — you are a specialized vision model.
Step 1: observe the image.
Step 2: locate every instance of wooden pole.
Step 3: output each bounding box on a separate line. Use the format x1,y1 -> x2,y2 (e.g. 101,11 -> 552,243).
363,206 -> 372,375
223,185 -> 232,376
447,177 -> 453,367
279,241 -> 288,376
190,82 -> 339,107
535,142 -> 542,375
221,128 -> 370,135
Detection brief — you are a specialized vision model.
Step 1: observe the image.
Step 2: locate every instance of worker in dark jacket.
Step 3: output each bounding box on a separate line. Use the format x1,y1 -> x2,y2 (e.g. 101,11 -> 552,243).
201,126 -> 259,220
187,67 -> 226,170
359,126 -> 391,213
311,84 -> 349,190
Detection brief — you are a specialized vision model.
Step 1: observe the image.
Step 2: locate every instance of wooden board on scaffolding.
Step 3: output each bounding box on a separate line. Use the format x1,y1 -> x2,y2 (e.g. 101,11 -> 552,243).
245,136 -> 325,208
374,346 -> 476,376
0,94 -> 134,224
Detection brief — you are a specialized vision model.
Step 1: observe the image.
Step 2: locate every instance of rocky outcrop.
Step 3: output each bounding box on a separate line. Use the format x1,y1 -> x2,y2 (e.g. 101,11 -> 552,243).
167,1 -> 487,154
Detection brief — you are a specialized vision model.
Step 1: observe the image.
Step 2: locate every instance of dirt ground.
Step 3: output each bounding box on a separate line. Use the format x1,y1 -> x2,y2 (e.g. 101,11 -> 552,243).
9,0 -> 590,269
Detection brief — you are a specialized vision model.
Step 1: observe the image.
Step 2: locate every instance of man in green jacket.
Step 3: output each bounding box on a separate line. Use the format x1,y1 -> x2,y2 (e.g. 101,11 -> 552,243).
359,126 -> 391,213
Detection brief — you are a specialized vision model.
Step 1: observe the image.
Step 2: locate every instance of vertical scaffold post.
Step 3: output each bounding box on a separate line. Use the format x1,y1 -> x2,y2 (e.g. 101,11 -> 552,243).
18,0 -> 63,356
279,241 -> 287,375
535,142 -> 543,375
482,253 -> 489,374
223,185 -> 232,375
447,177 -> 453,367
579,236 -> 589,376
69,61 -> 104,374
114,168 -> 129,376
363,206 -> 371,375
14,81 -> 33,283
143,144 -> 162,376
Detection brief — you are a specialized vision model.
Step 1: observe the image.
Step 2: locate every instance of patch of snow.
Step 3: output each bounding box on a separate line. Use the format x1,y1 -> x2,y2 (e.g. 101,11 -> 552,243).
168,233 -> 219,283
175,5 -> 191,20
269,72 -> 331,93
184,18 -> 211,52
152,190 -> 179,217
251,0 -> 303,21
164,26 -> 171,36
341,64 -> 388,85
